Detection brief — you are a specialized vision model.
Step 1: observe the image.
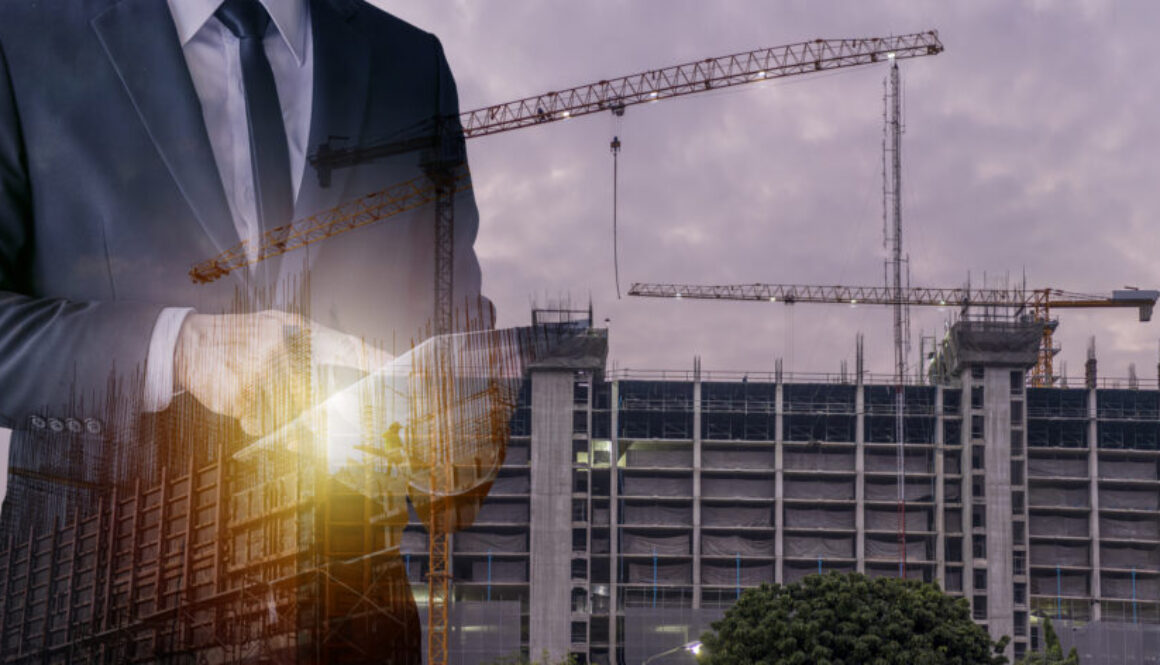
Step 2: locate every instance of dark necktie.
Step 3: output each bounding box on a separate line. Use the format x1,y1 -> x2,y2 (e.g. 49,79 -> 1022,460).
215,0 -> 294,235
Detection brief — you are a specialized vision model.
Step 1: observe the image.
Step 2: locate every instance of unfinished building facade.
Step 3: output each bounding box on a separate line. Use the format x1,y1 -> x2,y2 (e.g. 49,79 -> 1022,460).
430,319 -> 1158,664
1,319 -> 1158,664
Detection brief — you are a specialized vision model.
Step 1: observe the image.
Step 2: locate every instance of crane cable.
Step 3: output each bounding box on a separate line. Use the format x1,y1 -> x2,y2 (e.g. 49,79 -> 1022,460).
610,134 -> 622,299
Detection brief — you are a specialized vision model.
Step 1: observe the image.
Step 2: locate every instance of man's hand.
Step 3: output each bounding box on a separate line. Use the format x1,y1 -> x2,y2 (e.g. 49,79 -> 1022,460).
174,310 -> 391,436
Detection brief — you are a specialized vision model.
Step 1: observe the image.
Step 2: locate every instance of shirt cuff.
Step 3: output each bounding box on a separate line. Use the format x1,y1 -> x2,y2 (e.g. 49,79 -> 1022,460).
143,307 -> 195,412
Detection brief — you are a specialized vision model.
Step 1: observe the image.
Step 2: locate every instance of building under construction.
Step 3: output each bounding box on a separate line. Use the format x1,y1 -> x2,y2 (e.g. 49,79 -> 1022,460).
2,318 -> 1160,664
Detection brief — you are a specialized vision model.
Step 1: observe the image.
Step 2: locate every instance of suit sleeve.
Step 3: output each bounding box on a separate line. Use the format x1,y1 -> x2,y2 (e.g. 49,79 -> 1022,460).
405,34 -> 503,533
0,37 -> 163,433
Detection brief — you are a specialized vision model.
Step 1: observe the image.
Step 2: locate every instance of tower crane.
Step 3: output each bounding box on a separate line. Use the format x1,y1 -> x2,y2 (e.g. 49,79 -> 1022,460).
627,281 -> 1160,386
189,31 -> 944,285
188,31 -> 944,665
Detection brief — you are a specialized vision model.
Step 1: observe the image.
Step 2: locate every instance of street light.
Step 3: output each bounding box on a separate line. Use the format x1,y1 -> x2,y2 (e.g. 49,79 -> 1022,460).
641,640 -> 703,665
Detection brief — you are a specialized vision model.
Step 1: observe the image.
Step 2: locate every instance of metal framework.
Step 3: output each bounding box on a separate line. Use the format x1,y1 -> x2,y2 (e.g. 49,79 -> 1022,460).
628,282 -> 1159,386
458,32 -> 943,139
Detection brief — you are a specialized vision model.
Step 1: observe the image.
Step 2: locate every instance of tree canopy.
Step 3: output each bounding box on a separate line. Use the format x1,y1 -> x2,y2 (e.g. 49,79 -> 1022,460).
700,572 -> 1008,665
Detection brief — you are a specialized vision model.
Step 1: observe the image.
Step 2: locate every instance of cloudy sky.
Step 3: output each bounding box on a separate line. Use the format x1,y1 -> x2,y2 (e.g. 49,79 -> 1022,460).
2,1 -> 1155,504
379,0 -> 1160,384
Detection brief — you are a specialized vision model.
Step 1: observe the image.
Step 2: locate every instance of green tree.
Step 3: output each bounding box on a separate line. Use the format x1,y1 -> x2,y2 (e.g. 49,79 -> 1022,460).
1015,618 -> 1078,665
700,572 -> 1009,665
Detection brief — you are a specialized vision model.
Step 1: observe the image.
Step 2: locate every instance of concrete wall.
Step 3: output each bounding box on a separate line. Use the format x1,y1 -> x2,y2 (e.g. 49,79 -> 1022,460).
982,366 -> 1015,660
529,370 -> 574,661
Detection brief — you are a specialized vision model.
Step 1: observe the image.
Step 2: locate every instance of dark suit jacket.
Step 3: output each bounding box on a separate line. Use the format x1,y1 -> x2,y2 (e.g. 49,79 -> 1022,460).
0,0 -> 488,539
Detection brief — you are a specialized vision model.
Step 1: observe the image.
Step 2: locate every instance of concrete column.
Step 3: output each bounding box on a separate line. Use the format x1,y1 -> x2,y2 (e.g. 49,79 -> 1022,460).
1088,387 -> 1102,620
934,385 -> 945,584
692,370 -> 702,607
983,367 -> 1014,659
529,370 -> 575,661
774,382 -> 784,584
855,383 -> 866,573
942,320 -> 1039,664
608,380 -> 620,654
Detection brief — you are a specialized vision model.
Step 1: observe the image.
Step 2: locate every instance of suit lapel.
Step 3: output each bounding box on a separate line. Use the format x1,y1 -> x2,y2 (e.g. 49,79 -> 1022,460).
296,0 -> 370,219
91,0 -> 240,278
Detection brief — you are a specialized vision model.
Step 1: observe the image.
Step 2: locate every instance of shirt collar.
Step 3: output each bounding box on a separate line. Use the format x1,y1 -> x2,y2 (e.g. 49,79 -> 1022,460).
168,0 -> 308,66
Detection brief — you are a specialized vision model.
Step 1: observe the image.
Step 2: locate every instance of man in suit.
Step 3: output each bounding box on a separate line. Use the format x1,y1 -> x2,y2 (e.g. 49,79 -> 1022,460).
0,0 -> 494,660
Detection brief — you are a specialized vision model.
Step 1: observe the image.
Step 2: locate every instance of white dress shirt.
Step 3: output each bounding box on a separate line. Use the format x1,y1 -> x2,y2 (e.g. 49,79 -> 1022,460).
144,0 -> 314,411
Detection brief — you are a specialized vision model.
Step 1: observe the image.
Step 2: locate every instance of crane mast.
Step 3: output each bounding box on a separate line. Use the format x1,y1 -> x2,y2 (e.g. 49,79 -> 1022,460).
882,54 -> 910,577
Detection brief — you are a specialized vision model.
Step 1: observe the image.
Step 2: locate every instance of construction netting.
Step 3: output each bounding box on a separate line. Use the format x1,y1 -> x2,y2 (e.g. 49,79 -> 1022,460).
1030,542 -> 1090,567
465,559 -> 526,583
626,561 -> 692,584
1101,488 -> 1160,510
702,447 -> 775,469
864,478 -> 934,502
782,449 -> 854,471
864,535 -> 931,560
783,506 -> 854,529
865,563 -> 932,581
784,535 -> 854,558
1031,570 -> 1090,595
1102,543 -> 1160,569
622,474 -> 692,497
1029,513 -> 1089,537
1029,486 -> 1090,508
622,502 -> 693,526
623,608 -> 725,665
417,600 -> 522,665
865,506 -> 932,532
945,508 -> 962,532
945,481 -> 962,502
701,561 -> 773,585
702,476 -> 772,499
1099,458 -> 1160,480
488,472 -> 530,495
473,500 -> 529,523
1101,515 -> 1160,540
1049,619 -> 1160,665
864,449 -> 933,473
945,568 -> 963,592
504,444 -> 529,465
783,478 -> 853,500
783,563 -> 856,583
1102,573 -> 1160,599
593,505 -> 611,525
1028,456 -> 1089,478
621,531 -> 690,555
701,533 -> 773,557
453,530 -> 527,553
625,445 -> 693,468
702,504 -> 772,527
